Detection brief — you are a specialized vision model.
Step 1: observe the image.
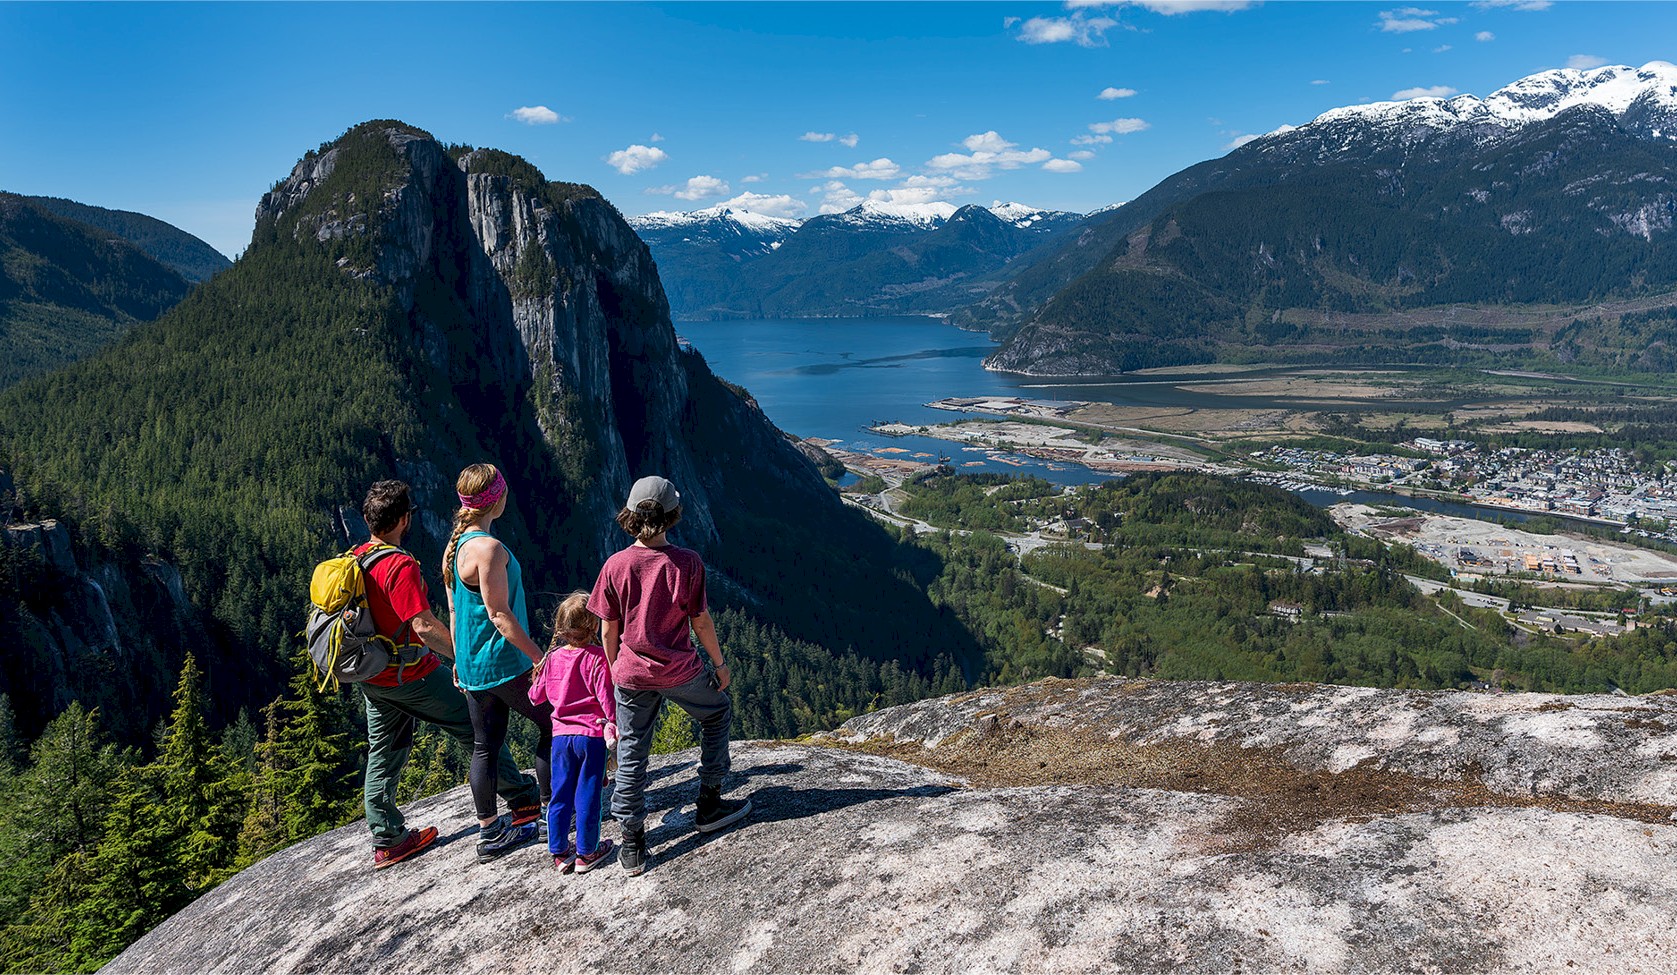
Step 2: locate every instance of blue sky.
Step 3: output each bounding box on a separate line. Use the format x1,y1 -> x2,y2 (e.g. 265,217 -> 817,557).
3,1 -> 1673,258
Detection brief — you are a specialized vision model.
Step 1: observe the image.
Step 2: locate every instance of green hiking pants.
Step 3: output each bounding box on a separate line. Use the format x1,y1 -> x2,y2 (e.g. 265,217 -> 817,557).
362,663 -> 539,845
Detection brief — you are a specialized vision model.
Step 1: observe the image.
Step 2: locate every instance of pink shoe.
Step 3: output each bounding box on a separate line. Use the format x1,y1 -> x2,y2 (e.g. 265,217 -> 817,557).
574,840 -> 616,874
554,844 -> 576,873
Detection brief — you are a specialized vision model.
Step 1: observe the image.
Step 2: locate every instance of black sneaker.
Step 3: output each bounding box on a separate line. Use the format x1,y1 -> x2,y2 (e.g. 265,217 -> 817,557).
620,826 -> 648,877
695,784 -> 752,833
477,815 -> 539,863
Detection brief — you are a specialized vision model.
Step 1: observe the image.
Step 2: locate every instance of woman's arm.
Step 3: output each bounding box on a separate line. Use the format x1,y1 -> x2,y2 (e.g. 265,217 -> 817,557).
476,541 -> 543,664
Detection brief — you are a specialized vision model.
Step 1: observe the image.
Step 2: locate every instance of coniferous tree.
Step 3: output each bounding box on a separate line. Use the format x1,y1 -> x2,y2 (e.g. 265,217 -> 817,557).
0,702 -> 133,971
237,654 -> 360,865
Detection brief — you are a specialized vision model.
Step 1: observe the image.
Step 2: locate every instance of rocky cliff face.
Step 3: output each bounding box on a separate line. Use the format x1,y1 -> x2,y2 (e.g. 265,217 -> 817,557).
255,126 -> 752,566
106,678 -> 1677,974
0,517 -> 204,739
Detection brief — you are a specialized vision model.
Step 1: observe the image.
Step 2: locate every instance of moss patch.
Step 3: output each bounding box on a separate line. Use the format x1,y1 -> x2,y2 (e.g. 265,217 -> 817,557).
834,724 -> 1676,850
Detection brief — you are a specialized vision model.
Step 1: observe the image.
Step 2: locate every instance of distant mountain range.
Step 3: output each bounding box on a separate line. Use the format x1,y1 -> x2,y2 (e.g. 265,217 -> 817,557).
970,61 -> 1677,375
629,200 -> 1085,319
0,194 -> 211,387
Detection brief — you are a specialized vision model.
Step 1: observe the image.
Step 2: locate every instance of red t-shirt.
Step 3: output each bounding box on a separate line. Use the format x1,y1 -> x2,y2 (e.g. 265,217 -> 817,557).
354,542 -> 441,687
587,543 -> 707,691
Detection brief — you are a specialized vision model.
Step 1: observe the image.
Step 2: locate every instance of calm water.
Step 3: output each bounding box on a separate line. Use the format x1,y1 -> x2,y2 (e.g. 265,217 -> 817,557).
676,316 -> 1533,520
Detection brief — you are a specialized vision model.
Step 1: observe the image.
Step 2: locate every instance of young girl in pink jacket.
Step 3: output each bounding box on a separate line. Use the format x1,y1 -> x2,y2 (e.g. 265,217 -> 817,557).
529,591 -> 618,872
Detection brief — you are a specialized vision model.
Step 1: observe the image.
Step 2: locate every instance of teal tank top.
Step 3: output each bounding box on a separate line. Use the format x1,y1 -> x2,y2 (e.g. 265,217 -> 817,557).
450,529 -> 531,691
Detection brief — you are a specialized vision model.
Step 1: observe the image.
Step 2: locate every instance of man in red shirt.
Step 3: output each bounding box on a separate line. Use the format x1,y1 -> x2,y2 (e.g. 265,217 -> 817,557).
356,480 -> 541,869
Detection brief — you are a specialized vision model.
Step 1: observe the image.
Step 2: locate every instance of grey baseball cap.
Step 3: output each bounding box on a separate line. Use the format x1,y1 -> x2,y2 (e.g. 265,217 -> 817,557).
627,475 -> 680,512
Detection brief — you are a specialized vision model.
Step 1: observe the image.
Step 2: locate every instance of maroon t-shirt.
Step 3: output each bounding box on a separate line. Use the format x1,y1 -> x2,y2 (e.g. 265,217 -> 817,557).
587,543 -> 707,691
353,542 -> 441,687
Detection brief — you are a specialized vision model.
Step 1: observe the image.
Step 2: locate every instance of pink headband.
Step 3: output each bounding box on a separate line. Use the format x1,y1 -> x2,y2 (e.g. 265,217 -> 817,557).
458,470 -> 507,511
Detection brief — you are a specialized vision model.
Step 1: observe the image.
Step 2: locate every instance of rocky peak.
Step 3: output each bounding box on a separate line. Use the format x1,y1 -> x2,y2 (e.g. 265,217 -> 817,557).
246,121 -> 816,564
106,678 -> 1677,973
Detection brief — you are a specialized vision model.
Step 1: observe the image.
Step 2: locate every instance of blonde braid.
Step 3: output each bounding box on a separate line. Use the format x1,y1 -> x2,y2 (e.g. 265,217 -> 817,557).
442,507 -> 487,589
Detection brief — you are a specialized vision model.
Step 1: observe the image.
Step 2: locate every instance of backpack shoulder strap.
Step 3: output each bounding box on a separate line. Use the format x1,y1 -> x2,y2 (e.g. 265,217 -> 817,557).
356,544 -> 410,574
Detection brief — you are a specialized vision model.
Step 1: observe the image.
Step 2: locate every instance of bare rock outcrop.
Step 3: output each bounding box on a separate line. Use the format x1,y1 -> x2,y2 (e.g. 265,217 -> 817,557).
105,678 -> 1677,974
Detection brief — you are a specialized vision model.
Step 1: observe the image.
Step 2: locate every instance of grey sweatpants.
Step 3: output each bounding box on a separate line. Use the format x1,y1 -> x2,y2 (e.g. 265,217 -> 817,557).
612,671 -> 732,832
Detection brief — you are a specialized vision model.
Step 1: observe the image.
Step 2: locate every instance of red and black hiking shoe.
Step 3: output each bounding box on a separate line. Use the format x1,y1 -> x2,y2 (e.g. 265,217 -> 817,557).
372,826 -> 438,870
509,804 -> 543,827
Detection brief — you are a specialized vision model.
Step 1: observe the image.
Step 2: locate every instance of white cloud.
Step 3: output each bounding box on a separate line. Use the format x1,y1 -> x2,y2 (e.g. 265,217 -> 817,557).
740,173 -> 768,184
1393,84 -> 1459,99
1469,0 -> 1550,9
1013,12 -> 1118,46
1129,0 -> 1256,12
508,106 -> 564,125
1226,133 -> 1263,150
1311,79 -> 1331,85
899,174 -> 963,191
1567,54 -> 1607,70
869,186 -> 948,206
604,144 -> 668,175
1090,117 -> 1150,135
1099,86 -> 1138,100
1071,133 -> 1114,146
1377,8 -> 1459,32
962,131 -> 1017,153
645,175 -> 730,202
1068,149 -> 1097,160
1434,44 -> 1452,52
650,133 -> 665,143
716,192 -> 808,219
818,181 -> 865,213
801,131 -> 860,148
927,136 -> 1054,180
1475,30 -> 1495,41
802,158 -> 902,180
1042,159 -> 1084,173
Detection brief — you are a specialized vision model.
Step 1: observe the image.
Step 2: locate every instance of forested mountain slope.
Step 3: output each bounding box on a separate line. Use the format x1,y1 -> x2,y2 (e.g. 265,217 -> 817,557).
0,194 -> 193,386
20,196 -> 231,282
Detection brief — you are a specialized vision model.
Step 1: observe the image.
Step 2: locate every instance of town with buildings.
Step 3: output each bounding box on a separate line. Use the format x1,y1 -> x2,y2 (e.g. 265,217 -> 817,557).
1253,439 -> 1677,539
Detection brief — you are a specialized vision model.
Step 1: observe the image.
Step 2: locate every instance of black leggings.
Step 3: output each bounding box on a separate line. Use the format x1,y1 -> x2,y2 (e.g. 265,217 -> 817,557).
465,671 -> 553,821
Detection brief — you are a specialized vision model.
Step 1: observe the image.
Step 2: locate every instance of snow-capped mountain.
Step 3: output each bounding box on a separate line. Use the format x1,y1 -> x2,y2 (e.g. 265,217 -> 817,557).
631,198 -> 1090,320
1249,61 -> 1677,154
971,62 -> 1677,377
628,205 -> 801,259
631,205 -> 802,236
822,200 -> 958,231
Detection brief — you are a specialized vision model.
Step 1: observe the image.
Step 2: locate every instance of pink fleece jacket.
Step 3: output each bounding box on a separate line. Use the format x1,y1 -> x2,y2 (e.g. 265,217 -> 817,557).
529,643 -> 618,739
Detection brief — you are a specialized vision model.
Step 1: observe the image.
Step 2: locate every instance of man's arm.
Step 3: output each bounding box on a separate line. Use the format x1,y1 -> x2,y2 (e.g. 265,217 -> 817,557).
409,609 -> 455,660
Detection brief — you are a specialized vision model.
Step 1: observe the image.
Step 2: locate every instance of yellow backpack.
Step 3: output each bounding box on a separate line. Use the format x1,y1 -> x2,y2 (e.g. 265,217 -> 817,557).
305,545 -> 406,691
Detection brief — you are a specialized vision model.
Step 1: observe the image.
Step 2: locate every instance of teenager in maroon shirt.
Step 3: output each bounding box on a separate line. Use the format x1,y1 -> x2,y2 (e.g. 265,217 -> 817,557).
587,475 -> 751,875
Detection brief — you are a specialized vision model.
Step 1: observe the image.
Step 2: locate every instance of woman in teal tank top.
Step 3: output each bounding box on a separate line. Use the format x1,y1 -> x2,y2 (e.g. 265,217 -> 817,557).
443,463 -> 555,862
451,526 -> 531,690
